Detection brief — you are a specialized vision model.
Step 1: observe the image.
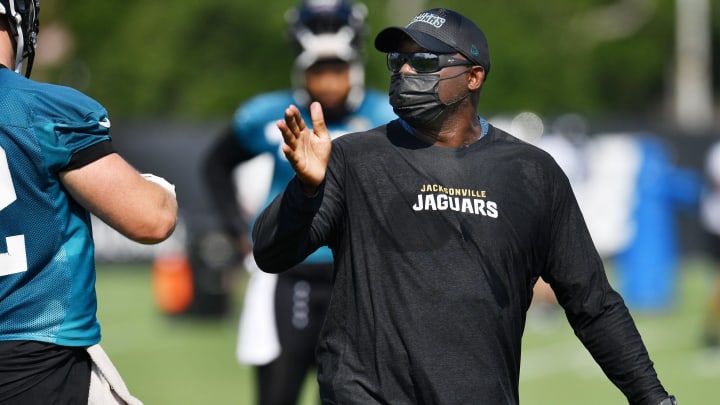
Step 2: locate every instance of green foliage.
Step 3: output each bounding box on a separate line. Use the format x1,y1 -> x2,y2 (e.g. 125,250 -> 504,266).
50,0 -> 293,118
38,0 -> 718,120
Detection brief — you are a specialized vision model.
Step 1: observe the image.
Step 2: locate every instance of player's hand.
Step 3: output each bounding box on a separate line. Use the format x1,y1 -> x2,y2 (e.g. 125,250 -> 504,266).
277,102 -> 331,195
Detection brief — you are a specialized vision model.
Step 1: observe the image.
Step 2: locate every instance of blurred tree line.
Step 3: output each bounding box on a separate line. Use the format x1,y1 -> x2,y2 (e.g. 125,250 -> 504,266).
33,0 -> 719,123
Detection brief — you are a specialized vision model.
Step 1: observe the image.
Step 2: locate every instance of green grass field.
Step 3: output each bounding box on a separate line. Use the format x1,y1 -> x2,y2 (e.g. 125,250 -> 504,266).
96,257 -> 719,405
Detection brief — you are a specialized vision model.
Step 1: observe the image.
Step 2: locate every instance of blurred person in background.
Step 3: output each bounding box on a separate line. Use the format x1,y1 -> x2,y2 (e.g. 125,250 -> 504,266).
699,141 -> 720,349
253,7 -> 678,405
201,0 -> 395,403
0,1 -> 178,404
600,135 -> 701,312
539,132 -> 701,313
521,119 -> 702,315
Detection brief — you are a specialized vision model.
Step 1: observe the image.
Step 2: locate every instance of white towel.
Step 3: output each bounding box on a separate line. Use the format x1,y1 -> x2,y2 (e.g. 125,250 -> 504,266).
236,254 -> 281,365
87,344 -> 143,405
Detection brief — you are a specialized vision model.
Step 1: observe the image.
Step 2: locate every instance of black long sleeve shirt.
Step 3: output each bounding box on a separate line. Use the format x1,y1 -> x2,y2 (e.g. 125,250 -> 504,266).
253,120 -> 669,405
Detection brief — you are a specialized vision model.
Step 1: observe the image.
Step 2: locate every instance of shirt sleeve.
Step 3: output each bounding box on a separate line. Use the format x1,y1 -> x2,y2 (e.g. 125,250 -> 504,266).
32,82 -> 112,173
63,139 -> 114,171
252,140 -> 347,272
252,176 -> 326,272
202,127 -> 257,238
541,170 -> 669,405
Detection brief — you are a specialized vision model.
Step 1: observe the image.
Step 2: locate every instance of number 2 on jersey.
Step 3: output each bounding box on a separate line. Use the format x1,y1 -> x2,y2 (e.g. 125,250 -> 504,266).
0,146 -> 28,276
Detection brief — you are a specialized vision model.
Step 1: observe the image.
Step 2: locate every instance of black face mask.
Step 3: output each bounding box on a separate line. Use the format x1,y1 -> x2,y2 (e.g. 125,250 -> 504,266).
389,71 -> 470,128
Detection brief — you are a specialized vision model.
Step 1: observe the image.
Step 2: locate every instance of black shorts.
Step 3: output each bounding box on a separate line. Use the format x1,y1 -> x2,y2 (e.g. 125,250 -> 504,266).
0,340 -> 91,405
275,262 -> 333,358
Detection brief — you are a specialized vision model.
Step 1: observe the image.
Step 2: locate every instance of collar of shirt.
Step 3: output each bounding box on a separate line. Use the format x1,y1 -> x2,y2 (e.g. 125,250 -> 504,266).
399,116 -> 489,141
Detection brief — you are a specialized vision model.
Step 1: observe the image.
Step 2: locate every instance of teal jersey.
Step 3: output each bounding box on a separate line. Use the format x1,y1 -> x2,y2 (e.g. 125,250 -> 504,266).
0,67 -> 111,346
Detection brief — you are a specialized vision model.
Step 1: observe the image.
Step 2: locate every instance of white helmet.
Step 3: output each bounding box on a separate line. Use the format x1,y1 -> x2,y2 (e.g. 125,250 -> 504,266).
285,0 -> 368,112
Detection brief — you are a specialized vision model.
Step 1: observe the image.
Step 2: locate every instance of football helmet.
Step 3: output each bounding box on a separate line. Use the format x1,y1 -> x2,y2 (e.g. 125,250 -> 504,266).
0,0 -> 39,77
285,0 -> 368,111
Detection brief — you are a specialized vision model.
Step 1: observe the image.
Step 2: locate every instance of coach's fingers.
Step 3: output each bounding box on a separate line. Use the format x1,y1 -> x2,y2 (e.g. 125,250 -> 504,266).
309,102 -> 329,141
287,105 -> 307,136
276,119 -> 294,151
277,105 -> 304,149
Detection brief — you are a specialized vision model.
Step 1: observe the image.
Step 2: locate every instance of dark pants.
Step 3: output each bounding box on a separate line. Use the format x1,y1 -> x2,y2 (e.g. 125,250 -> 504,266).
0,340 -> 91,405
255,262 -> 333,405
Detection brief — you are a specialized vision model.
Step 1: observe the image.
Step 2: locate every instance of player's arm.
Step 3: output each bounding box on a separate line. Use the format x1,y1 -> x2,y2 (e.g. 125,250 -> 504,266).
60,144 -> 177,244
201,126 -> 256,249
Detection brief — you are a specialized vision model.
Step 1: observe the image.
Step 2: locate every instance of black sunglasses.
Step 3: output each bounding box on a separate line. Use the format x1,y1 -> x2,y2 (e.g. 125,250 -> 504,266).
386,52 -> 475,74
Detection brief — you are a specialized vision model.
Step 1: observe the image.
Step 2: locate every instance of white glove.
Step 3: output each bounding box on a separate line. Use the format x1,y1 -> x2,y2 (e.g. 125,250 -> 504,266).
142,173 -> 176,198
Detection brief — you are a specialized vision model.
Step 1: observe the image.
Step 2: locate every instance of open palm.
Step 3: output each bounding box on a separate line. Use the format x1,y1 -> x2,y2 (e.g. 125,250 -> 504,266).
276,102 -> 332,194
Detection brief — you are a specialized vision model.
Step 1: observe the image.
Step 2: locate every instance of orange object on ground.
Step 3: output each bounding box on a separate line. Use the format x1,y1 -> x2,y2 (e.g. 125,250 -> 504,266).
152,254 -> 194,315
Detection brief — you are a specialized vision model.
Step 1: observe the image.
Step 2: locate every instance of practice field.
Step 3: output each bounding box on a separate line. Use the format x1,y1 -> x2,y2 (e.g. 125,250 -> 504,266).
96,258 -> 719,404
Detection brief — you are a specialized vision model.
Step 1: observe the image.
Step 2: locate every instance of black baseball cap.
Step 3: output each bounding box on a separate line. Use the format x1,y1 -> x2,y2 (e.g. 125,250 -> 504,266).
374,8 -> 490,74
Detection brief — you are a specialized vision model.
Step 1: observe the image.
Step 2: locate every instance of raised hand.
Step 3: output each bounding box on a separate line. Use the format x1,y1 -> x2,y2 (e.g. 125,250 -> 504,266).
276,102 -> 332,195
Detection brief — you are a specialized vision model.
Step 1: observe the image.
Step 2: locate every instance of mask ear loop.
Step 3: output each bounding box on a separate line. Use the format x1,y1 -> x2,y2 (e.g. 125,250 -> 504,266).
437,68 -> 473,106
